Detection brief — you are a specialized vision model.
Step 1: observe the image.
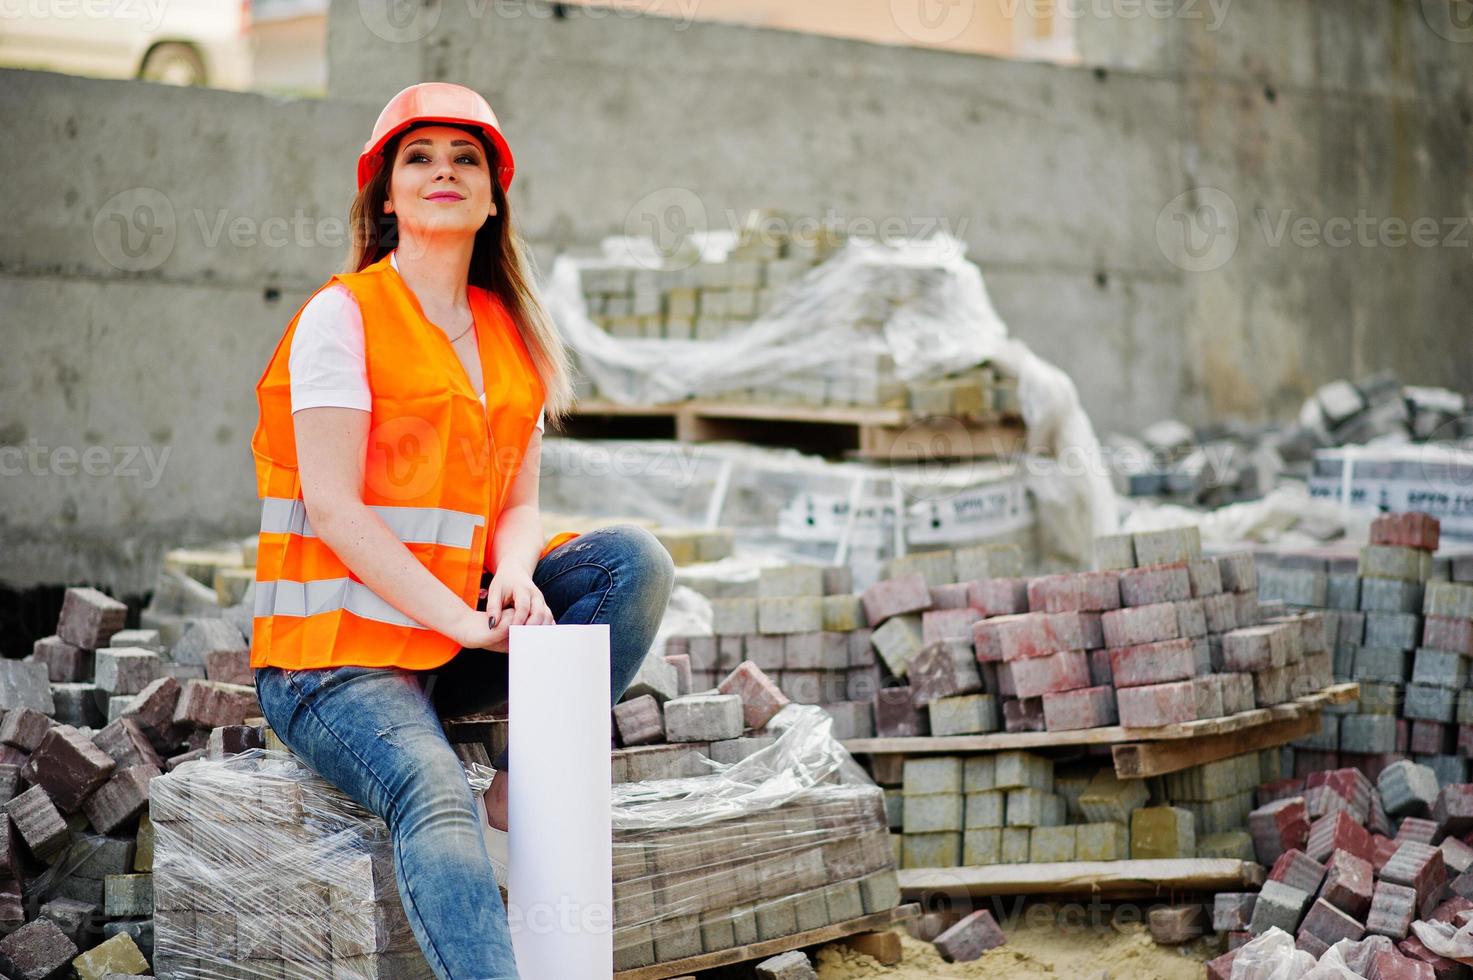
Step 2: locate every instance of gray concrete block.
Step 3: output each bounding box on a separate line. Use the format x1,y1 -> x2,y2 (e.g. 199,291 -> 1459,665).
1378,760 -> 1439,817
93,649 -> 162,697
0,661 -> 55,715
903,757 -> 962,795
757,596 -> 823,634
869,615 -> 924,678
927,694 -> 998,736
1359,577 -> 1424,614
1364,612 -> 1420,650
1133,527 -> 1201,566
709,597 -> 758,634
1247,880 -> 1310,935
1412,648 -> 1467,689
1340,714 -> 1398,754
663,694 -> 744,742
758,565 -> 824,598
1353,647 -> 1411,683
1404,683 -> 1457,723
902,793 -> 963,833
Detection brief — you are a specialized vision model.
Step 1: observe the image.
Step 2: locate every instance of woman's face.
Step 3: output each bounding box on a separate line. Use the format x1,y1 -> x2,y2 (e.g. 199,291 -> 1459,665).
384,124 -> 496,239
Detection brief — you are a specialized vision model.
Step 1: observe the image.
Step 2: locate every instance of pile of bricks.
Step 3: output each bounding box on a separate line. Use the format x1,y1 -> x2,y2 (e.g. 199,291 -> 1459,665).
578,213 -> 841,344
150,750 -> 433,978
571,210 -> 1019,413
724,525 -> 1328,746
1260,512 -> 1473,786
1087,525 -> 1329,729
875,748 -> 1281,869
667,527 -> 1337,747
0,584 -> 266,979
609,659 -> 792,782
1208,760 -> 1473,977
611,782 -> 898,970
665,561 -> 882,741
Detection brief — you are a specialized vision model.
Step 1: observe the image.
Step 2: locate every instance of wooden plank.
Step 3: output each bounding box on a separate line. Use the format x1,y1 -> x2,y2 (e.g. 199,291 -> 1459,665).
897,860 -> 1265,900
854,417 -> 1027,461
1111,711 -> 1322,779
575,398 -> 913,427
844,726 -> 1137,755
567,399 -> 686,418
613,903 -> 920,980
684,399 -> 913,427
566,398 -> 1026,461
841,683 -> 1359,755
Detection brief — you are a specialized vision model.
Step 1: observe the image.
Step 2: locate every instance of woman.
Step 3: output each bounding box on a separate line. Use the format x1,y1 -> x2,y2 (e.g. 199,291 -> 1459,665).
248,82 -> 675,979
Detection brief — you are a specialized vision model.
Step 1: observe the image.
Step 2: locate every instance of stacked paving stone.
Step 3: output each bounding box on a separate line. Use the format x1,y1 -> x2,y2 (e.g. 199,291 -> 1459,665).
578,214 -> 844,344
1209,761 -> 1473,976
665,528 -> 1331,747
609,659 -> 793,781
879,749 -> 1277,869
151,750 -> 434,979
643,526 -> 735,568
892,752 -> 1068,868
1262,512 -> 1473,786
0,585 -> 266,978
1091,526 -> 1331,729
611,782 -> 898,970
573,210 -> 1019,414
666,562 -> 882,741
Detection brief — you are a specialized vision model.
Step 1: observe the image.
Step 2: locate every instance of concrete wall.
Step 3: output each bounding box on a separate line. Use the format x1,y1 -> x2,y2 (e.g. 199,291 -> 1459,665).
1,0 -> 1469,594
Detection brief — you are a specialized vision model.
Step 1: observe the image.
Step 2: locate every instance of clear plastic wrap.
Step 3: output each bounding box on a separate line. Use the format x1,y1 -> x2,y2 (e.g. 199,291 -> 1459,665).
542,437 -> 1037,589
544,228 -> 1118,566
151,749 -> 444,979
149,706 -> 899,977
1227,927 -> 1318,979
607,705 -> 898,971
1411,917 -> 1473,962
546,233 -> 1003,407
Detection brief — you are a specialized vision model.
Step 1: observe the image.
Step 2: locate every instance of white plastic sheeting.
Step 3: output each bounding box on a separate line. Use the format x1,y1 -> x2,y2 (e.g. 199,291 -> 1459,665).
544,232 -> 1117,565
540,437 -> 1038,589
547,234 -> 1003,405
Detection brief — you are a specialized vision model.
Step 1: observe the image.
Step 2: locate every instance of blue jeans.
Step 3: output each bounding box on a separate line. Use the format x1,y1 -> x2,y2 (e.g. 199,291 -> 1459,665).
253,524 -> 675,980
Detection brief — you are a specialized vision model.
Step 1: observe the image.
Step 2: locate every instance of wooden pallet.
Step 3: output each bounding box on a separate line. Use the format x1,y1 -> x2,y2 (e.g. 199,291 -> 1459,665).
897,859 -> 1265,901
613,903 -> 920,979
842,683 -> 1358,778
558,398 -> 1027,461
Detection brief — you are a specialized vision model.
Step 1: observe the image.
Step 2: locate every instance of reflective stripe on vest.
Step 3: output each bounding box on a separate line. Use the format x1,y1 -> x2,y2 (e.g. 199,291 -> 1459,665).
259,497 -> 484,550
253,578 -> 425,629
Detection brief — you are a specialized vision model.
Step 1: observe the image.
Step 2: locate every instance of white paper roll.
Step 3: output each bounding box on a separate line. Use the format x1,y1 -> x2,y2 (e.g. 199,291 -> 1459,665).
507,624 -> 613,978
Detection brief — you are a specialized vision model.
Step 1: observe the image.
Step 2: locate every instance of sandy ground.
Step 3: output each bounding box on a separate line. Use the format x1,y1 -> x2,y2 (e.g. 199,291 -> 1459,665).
814,907 -> 1215,979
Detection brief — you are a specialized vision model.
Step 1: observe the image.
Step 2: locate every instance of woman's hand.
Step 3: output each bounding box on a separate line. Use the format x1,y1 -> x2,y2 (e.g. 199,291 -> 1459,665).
449,607 -> 501,651
450,568 -> 554,651
487,567 -> 555,629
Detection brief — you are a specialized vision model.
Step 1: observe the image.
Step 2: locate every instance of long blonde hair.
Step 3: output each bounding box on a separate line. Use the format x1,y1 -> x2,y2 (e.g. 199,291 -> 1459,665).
344,122 -> 574,423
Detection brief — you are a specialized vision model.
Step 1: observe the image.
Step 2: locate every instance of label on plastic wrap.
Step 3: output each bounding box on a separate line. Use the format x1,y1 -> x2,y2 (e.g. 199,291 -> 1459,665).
777,492 -> 895,546
906,480 -> 1032,545
777,479 -> 1031,547
1308,476 -> 1473,538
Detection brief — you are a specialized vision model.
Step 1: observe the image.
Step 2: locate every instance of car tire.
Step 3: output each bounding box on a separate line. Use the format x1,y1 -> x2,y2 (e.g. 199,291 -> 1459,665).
139,42 -> 207,86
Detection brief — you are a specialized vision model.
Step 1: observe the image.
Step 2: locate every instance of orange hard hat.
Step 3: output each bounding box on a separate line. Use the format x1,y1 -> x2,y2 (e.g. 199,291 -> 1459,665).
357,82 -> 515,192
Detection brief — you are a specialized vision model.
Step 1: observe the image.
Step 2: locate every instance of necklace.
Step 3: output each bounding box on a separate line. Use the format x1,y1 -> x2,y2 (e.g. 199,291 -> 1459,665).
445,317 -> 474,344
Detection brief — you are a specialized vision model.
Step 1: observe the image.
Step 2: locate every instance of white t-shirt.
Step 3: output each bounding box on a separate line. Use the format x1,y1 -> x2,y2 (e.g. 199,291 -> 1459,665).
289,249 -> 546,432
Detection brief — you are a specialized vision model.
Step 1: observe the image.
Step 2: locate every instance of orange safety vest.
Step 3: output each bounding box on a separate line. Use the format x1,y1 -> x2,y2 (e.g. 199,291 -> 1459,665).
249,251 -> 578,671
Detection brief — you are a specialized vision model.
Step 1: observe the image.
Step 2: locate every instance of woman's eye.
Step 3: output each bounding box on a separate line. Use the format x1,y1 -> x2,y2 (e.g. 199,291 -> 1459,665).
406,152 -> 479,165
